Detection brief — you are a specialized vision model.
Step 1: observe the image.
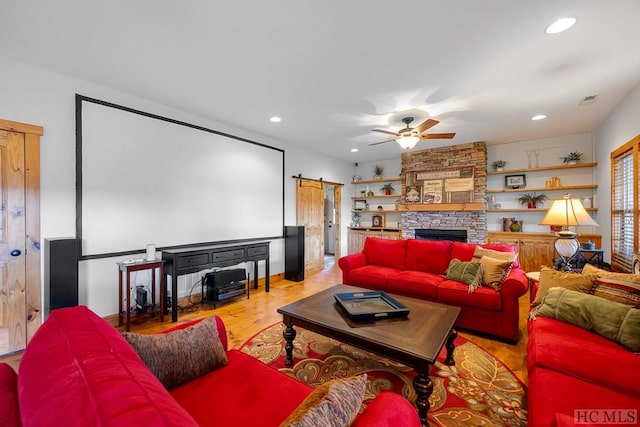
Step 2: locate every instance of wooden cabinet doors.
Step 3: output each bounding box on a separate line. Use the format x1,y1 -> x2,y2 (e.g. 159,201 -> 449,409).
0,119 -> 41,355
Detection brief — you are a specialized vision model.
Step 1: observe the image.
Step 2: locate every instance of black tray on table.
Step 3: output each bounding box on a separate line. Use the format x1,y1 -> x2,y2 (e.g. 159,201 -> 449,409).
334,291 -> 410,321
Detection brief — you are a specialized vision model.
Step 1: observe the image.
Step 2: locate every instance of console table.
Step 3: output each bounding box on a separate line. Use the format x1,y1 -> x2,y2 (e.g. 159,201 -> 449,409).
162,241 -> 270,322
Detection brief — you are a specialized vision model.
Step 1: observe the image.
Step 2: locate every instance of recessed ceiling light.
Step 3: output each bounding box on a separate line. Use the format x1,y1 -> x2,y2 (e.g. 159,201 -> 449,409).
350,148 -> 359,153
531,114 -> 547,121
269,116 -> 282,123
545,17 -> 576,34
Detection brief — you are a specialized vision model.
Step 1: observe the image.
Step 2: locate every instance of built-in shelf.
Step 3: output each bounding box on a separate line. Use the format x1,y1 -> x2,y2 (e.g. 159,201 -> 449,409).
351,177 -> 402,185
487,184 -> 597,193
352,195 -> 400,199
349,227 -> 401,231
487,207 -> 598,213
352,209 -> 399,213
487,162 -> 597,175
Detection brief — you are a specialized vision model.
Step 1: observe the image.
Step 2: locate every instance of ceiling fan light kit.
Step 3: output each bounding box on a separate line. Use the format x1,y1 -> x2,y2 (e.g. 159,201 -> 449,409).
370,115 -> 455,149
396,135 -> 420,149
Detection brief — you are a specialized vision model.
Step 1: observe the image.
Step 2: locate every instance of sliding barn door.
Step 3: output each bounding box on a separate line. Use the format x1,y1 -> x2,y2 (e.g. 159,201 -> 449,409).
296,179 -> 325,275
0,119 -> 41,355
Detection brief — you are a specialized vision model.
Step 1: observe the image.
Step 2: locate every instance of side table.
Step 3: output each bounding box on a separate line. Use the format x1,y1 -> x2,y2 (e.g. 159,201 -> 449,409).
118,259 -> 165,332
525,271 -> 540,304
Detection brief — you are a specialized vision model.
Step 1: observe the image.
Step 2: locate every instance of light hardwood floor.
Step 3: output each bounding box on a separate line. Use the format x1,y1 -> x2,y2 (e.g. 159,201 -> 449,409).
1,258 -> 530,383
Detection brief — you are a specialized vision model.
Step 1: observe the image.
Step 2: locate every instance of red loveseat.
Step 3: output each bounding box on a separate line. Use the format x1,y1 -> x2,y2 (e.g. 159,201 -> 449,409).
527,285 -> 640,426
338,237 -> 528,342
0,306 -> 420,427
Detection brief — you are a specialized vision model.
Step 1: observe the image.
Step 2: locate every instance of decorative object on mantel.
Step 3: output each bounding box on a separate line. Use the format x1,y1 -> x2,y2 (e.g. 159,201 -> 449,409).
561,151 -> 582,165
517,192 -> 548,209
405,166 -> 474,204
491,160 -> 507,171
380,183 -> 395,195
539,193 -> 599,270
374,164 -> 384,179
352,175 -> 361,182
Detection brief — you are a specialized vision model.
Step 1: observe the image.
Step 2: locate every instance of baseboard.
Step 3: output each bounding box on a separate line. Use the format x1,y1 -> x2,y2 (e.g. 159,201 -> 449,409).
105,273 -> 285,327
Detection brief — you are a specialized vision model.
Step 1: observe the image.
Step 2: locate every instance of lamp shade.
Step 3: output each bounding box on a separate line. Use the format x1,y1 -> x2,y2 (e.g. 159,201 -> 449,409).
539,194 -> 599,233
396,135 -> 419,149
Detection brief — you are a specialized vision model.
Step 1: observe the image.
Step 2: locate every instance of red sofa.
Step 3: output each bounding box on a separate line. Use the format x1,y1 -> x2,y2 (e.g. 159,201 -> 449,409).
338,237 -> 528,342
0,306 -> 420,427
527,285 -> 640,427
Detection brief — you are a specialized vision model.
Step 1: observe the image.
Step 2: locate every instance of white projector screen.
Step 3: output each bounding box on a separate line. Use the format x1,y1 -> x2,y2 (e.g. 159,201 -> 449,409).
76,95 -> 285,258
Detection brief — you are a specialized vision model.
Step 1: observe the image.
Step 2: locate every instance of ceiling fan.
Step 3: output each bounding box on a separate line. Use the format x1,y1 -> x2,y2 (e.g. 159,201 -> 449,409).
369,116 -> 456,149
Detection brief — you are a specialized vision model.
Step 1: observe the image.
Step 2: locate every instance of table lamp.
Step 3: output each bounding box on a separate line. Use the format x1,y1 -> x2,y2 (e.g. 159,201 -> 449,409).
539,193 -> 599,270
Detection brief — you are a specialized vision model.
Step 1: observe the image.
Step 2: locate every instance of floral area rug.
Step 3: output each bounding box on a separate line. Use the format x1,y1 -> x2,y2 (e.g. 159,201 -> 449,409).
239,323 -> 527,426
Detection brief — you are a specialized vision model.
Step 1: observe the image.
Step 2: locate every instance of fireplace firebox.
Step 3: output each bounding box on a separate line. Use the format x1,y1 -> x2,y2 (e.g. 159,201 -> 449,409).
414,229 -> 467,242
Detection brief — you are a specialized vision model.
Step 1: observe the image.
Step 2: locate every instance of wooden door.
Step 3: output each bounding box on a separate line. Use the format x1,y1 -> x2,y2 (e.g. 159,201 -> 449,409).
333,185 -> 341,260
296,179 -> 324,276
0,119 -> 41,355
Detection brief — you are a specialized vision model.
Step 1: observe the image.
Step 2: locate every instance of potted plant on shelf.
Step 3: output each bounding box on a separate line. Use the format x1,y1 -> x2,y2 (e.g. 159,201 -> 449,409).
517,192 -> 548,209
561,152 -> 582,165
491,160 -> 507,171
380,183 -> 395,195
374,164 -> 384,179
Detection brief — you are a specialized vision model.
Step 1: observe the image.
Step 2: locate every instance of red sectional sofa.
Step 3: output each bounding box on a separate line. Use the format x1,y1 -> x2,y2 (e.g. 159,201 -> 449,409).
338,237 -> 529,342
0,306 -> 420,427
527,284 -> 640,427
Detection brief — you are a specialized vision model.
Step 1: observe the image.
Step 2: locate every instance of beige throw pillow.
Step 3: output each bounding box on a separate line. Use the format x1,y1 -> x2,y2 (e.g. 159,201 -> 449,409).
473,246 -> 517,265
533,267 -> 596,306
479,255 -> 513,291
582,264 -> 640,307
123,316 -> 228,389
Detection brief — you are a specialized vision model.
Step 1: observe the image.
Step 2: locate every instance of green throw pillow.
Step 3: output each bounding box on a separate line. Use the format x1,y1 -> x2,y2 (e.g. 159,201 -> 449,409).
446,258 -> 483,292
530,287 -> 640,352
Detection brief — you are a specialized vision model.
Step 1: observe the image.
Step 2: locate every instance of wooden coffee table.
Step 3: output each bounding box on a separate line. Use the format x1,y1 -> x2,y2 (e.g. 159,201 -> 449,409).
277,284 -> 461,427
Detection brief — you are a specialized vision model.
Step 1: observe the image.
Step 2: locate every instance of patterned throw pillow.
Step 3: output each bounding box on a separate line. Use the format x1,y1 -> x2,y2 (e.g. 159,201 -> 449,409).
446,258 -> 484,292
279,374 -> 367,427
533,267 -> 597,306
479,255 -> 513,292
123,316 -> 228,389
582,264 -> 640,308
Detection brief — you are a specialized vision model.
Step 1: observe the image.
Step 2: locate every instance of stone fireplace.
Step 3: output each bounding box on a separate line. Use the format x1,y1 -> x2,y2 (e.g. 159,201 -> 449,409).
400,142 -> 487,243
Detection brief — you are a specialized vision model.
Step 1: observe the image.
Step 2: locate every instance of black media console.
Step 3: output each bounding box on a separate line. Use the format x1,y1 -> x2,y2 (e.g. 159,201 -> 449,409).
162,241 -> 270,322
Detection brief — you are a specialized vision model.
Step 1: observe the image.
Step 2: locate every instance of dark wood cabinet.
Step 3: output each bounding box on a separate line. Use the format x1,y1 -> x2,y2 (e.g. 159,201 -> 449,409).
162,242 -> 270,322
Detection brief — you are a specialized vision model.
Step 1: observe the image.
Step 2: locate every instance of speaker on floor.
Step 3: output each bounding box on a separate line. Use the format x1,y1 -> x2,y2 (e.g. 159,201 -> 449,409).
285,226 -> 305,282
44,238 -> 80,317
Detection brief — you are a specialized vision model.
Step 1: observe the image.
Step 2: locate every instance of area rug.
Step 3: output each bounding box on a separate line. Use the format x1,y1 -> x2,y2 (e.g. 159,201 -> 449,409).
239,323 -> 527,427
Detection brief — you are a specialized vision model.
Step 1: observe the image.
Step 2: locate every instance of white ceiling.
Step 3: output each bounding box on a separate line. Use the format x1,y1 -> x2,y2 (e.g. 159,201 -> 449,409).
1,1 -> 640,163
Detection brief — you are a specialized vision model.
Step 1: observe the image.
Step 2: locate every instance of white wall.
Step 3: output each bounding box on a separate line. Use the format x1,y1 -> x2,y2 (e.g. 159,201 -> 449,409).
0,56 -> 353,317
594,82 -> 640,263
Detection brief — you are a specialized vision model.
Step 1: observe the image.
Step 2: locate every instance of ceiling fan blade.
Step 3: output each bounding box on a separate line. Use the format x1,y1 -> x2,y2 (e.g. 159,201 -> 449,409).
415,118 -> 439,134
368,138 -> 396,146
372,128 -> 400,136
420,132 -> 456,140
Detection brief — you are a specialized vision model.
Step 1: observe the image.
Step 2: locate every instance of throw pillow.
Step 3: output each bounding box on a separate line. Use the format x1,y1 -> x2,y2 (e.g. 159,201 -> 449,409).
445,258 -> 483,292
473,246 -> 518,266
123,316 -> 228,389
582,264 -> 640,308
530,287 -> 640,352
279,374 -> 367,427
479,255 -> 513,291
532,267 -> 596,306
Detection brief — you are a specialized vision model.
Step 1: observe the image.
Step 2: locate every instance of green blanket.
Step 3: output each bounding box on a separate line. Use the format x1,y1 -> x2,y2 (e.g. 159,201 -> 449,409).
530,287 -> 640,352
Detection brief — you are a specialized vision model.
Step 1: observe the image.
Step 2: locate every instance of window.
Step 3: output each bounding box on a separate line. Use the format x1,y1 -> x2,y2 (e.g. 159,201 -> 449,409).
611,135 -> 640,272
